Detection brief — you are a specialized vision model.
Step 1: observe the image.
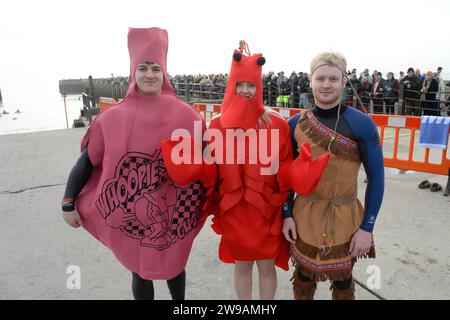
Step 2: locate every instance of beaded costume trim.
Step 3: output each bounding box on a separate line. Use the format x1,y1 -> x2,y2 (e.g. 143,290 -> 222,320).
291,246 -> 353,272
306,111 -> 358,149
298,110 -> 361,162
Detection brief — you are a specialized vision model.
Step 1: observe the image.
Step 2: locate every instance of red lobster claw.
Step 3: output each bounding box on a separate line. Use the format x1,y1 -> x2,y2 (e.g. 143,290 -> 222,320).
278,143 -> 330,195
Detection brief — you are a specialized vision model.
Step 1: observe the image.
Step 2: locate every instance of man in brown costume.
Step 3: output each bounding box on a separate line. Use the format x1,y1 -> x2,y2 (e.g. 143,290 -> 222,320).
282,52 -> 385,300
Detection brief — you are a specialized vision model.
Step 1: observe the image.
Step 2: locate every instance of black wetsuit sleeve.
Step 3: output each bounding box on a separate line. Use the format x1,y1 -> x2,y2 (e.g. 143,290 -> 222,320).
62,149 -> 93,212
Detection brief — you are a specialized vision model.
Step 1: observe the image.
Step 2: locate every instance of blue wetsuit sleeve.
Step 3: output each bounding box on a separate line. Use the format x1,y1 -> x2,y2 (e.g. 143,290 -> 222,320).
289,113 -> 301,159
346,110 -> 384,232
282,191 -> 295,219
282,113 -> 302,219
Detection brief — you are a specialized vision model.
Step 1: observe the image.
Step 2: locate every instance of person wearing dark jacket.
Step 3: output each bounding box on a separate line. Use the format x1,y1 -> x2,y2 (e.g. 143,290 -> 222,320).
358,77 -> 372,110
346,74 -> 360,107
384,72 -> 399,115
400,67 -> 422,115
289,71 -> 300,107
420,71 -> 440,116
371,72 -> 385,114
298,73 -> 310,108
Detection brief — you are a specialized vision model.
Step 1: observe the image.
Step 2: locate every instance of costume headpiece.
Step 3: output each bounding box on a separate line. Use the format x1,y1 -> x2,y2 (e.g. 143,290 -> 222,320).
220,41 -> 265,129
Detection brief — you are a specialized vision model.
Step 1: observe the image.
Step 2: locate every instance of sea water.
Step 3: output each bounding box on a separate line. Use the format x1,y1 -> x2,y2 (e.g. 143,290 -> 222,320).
0,78 -> 83,136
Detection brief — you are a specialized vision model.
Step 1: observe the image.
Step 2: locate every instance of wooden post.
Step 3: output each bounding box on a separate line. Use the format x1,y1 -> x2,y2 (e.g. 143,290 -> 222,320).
62,92 -> 69,129
185,82 -> 191,103
268,82 -> 272,106
88,75 -> 95,124
398,82 -> 405,115
290,81 -> 295,108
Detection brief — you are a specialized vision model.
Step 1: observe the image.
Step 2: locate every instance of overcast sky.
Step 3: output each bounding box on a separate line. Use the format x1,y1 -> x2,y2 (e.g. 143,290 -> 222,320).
1,0 -> 450,84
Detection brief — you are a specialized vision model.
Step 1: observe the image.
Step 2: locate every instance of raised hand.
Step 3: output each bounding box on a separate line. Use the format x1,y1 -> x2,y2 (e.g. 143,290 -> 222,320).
159,136 -> 217,187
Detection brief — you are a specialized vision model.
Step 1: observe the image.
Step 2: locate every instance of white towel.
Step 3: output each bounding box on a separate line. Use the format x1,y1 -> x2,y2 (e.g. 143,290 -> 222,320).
419,116 -> 450,149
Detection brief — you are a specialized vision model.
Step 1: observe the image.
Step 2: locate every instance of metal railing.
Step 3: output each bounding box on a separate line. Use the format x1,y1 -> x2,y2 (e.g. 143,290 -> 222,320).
79,77 -> 450,120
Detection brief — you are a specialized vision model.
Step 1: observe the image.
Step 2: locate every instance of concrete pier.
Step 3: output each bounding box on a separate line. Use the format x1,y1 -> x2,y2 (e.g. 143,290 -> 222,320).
0,128 -> 449,299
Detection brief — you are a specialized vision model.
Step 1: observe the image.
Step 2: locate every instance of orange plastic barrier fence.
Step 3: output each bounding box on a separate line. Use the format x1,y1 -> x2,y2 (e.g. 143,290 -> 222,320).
370,114 -> 450,176
193,103 -> 450,176
193,103 -> 302,123
99,97 -> 117,112
193,103 -> 221,124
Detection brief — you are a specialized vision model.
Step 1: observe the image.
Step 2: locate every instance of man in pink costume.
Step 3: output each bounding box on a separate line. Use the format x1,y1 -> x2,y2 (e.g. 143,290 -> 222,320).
61,27 -> 207,300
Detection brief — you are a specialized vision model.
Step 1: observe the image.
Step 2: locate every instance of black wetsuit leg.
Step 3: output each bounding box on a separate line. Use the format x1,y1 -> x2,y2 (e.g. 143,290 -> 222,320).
333,276 -> 353,290
298,271 -> 353,290
131,270 -> 186,300
298,270 -> 313,282
132,272 -> 154,300
167,270 -> 186,300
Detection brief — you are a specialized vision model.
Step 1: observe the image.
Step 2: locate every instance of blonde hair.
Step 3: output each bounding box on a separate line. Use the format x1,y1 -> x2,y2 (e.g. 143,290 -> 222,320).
310,51 -> 347,76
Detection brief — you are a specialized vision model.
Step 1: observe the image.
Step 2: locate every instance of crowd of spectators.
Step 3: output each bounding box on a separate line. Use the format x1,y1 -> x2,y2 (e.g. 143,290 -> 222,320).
95,75 -> 130,87
343,67 -> 449,116
170,74 -> 228,99
93,67 -> 450,115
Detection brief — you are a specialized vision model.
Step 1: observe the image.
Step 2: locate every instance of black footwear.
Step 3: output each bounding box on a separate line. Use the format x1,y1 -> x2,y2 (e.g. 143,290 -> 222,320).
430,183 -> 442,192
418,180 -> 431,189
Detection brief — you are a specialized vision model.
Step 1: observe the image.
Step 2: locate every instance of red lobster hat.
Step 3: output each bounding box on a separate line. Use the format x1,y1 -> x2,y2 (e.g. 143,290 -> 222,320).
220,41 -> 266,129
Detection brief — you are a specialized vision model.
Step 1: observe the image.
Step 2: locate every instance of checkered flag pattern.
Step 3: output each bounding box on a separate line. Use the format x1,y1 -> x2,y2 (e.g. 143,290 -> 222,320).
171,182 -> 203,230
121,219 -> 153,239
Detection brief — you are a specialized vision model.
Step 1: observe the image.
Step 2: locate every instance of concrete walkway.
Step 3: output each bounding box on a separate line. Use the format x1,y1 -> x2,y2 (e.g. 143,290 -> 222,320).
0,128 -> 449,300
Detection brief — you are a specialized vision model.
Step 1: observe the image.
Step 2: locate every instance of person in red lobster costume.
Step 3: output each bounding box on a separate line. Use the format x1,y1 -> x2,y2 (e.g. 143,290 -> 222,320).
160,41 -> 330,299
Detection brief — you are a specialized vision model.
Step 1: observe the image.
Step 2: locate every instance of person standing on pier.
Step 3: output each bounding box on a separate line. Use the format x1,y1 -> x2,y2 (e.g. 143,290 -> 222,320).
159,41 -> 330,300
61,27 -> 207,300
384,72 -> 399,115
282,51 -> 385,300
401,67 -> 422,115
